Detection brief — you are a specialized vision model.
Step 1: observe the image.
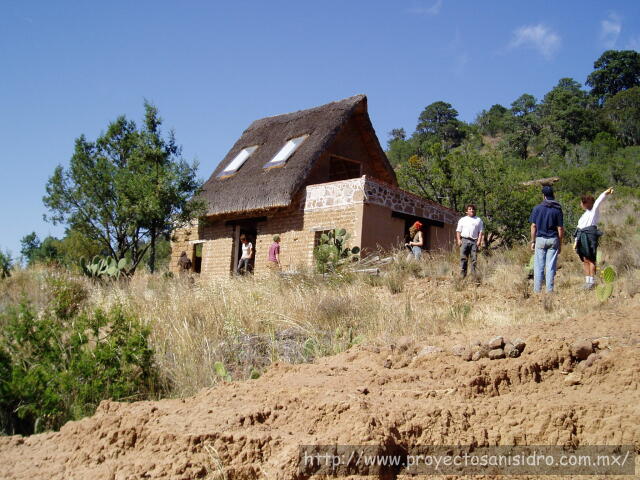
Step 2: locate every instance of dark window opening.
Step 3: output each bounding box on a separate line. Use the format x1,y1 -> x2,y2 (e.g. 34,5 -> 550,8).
329,156 -> 361,182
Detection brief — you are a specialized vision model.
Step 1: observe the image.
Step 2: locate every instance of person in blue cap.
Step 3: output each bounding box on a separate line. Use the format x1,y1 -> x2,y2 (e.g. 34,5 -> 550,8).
529,185 -> 564,293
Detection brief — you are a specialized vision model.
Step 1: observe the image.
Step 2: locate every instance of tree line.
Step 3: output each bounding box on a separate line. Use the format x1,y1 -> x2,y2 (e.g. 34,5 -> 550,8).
387,49 -> 640,246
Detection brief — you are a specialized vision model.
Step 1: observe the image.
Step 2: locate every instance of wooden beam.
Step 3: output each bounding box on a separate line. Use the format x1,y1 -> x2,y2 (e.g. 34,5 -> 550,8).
520,177 -> 560,187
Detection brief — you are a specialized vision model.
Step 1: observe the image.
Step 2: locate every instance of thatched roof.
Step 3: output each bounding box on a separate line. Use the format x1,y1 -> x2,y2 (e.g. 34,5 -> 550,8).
201,95 -> 395,216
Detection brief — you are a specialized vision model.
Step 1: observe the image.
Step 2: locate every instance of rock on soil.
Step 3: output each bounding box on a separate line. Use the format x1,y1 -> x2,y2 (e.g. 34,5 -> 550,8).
571,340 -> 594,361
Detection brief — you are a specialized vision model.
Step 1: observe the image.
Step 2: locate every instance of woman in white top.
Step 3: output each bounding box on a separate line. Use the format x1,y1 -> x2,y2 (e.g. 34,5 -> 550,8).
237,234 -> 254,274
573,187 -> 613,289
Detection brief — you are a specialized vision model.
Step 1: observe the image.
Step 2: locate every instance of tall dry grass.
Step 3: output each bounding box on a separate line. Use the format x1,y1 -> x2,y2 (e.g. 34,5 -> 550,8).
2,200 -> 638,398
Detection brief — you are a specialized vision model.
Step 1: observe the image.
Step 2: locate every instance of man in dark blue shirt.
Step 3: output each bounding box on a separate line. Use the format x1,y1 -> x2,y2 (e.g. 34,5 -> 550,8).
529,185 -> 564,293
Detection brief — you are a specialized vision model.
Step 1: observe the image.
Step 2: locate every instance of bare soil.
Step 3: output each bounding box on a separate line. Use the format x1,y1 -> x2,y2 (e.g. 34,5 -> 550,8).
1,296 -> 639,479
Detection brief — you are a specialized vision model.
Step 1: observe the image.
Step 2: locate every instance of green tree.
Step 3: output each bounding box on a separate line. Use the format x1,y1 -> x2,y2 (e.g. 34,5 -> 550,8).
20,233 -> 62,266
476,104 -> 508,137
416,101 -> 466,149
43,103 -> 204,274
603,86 -> 640,146
586,50 -> 640,105
397,139 -> 536,246
510,94 -> 537,117
538,78 -> 600,149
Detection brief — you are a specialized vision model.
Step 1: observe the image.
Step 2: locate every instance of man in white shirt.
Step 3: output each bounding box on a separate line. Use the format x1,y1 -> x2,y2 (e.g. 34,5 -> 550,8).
456,204 -> 484,278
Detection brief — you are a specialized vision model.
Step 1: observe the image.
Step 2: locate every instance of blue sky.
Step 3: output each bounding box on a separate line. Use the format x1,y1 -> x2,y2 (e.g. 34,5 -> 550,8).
1,0 -> 639,258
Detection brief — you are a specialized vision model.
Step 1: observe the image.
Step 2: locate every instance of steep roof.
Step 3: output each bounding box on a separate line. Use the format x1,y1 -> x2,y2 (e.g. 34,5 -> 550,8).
201,94 -> 395,216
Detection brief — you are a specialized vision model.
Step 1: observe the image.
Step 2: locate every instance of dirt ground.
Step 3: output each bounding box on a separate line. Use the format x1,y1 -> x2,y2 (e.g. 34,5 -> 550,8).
1,295 -> 639,480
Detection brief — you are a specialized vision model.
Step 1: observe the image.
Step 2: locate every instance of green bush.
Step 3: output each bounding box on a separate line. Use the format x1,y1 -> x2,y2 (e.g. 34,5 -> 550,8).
0,292 -> 160,435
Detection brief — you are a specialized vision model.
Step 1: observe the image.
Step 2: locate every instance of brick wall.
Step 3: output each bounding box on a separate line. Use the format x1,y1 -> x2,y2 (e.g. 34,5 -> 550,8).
170,176 -> 455,276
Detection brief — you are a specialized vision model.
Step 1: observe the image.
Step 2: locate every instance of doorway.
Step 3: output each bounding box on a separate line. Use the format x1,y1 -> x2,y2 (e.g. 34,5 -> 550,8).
232,221 -> 258,274
192,242 -> 203,273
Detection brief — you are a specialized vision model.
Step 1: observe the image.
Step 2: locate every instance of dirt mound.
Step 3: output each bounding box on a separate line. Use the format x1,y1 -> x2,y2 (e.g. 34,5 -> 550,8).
1,299 -> 639,479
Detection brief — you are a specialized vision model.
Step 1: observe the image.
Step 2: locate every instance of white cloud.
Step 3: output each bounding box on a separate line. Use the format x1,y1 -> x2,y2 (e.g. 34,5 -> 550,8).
510,24 -> 561,60
600,12 -> 622,48
626,35 -> 640,51
407,0 -> 443,16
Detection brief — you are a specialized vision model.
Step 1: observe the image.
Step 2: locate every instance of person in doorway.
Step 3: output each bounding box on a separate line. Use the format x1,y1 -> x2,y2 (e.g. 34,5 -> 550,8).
267,234 -> 281,270
177,251 -> 192,273
405,221 -> 424,260
237,235 -> 253,274
529,185 -> 564,293
456,204 -> 484,278
573,187 -> 614,289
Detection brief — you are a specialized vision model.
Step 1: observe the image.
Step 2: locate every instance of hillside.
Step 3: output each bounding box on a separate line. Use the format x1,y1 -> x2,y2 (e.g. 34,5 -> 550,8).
1,291 -> 638,479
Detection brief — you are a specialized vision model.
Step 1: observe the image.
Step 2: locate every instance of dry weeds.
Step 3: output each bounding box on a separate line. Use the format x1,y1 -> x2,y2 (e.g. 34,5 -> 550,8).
2,200 -> 638,398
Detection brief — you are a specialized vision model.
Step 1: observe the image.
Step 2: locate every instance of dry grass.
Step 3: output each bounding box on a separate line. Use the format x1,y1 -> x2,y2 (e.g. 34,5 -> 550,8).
2,200 -> 638,398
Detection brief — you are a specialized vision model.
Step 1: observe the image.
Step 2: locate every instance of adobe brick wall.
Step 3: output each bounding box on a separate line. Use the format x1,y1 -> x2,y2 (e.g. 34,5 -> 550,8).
170,176 -> 456,276
360,203 -> 405,254
253,204 -> 362,273
170,202 -> 362,276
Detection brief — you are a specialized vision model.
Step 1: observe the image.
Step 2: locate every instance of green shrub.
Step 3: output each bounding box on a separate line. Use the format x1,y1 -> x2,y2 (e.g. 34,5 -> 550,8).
46,275 -> 87,320
0,299 -> 160,435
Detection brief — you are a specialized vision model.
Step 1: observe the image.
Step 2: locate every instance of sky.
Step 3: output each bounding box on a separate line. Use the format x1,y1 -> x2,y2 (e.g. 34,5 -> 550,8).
1,0 -> 639,258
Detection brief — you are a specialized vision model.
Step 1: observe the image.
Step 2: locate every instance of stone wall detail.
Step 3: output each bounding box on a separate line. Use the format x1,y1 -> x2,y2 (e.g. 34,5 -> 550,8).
303,176 -> 458,224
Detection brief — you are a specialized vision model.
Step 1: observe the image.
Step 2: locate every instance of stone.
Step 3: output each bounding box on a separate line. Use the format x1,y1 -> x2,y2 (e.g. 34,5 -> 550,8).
512,338 -> 526,353
471,344 -> 490,360
504,342 -> 520,358
397,336 -> 414,352
488,348 -> 505,360
462,350 -> 473,362
592,337 -> 611,350
584,353 -> 600,368
383,358 -> 392,369
451,344 -> 467,357
565,373 -> 582,386
488,336 -> 504,349
571,340 -> 593,361
356,386 -> 369,395
416,346 -> 444,359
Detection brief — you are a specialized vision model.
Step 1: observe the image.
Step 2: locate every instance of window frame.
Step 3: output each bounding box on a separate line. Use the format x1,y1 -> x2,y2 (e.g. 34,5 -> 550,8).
218,145 -> 259,177
264,134 -> 309,169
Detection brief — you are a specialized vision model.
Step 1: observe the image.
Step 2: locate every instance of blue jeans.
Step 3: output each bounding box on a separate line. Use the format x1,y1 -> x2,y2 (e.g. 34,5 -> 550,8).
534,237 -> 559,293
411,246 -> 422,260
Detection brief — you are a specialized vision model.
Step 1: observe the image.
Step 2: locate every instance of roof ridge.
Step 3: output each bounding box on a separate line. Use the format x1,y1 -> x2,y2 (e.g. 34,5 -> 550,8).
246,94 -> 366,129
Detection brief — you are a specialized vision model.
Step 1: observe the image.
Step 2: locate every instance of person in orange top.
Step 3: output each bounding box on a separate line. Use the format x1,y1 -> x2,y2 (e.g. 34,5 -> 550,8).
405,221 -> 424,260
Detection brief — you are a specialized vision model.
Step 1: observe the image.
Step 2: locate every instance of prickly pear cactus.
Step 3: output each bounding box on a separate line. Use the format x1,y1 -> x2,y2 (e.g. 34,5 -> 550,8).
595,283 -> 613,302
596,265 -> 617,302
80,255 -> 128,280
313,228 -> 361,273
601,265 -> 616,283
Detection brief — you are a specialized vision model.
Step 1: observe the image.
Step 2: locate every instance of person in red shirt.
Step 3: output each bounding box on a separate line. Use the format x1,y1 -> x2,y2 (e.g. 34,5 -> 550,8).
267,235 -> 281,270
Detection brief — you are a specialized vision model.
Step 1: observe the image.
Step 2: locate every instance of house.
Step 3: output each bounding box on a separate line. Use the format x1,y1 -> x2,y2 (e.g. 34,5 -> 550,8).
170,95 -> 458,275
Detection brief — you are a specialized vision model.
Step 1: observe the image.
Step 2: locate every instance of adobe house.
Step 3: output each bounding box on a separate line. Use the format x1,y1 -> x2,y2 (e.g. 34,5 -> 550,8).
171,95 -> 457,275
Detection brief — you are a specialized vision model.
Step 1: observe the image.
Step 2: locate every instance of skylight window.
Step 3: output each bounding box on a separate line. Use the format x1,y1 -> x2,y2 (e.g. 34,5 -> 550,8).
219,145 -> 258,176
265,134 -> 309,167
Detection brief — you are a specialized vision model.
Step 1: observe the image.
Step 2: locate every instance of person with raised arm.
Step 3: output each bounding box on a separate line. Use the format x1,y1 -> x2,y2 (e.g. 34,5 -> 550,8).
573,187 -> 614,290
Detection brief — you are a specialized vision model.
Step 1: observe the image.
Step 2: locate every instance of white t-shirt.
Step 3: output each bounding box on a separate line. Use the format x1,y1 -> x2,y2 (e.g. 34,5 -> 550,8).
456,215 -> 484,240
577,191 -> 607,229
241,242 -> 253,259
